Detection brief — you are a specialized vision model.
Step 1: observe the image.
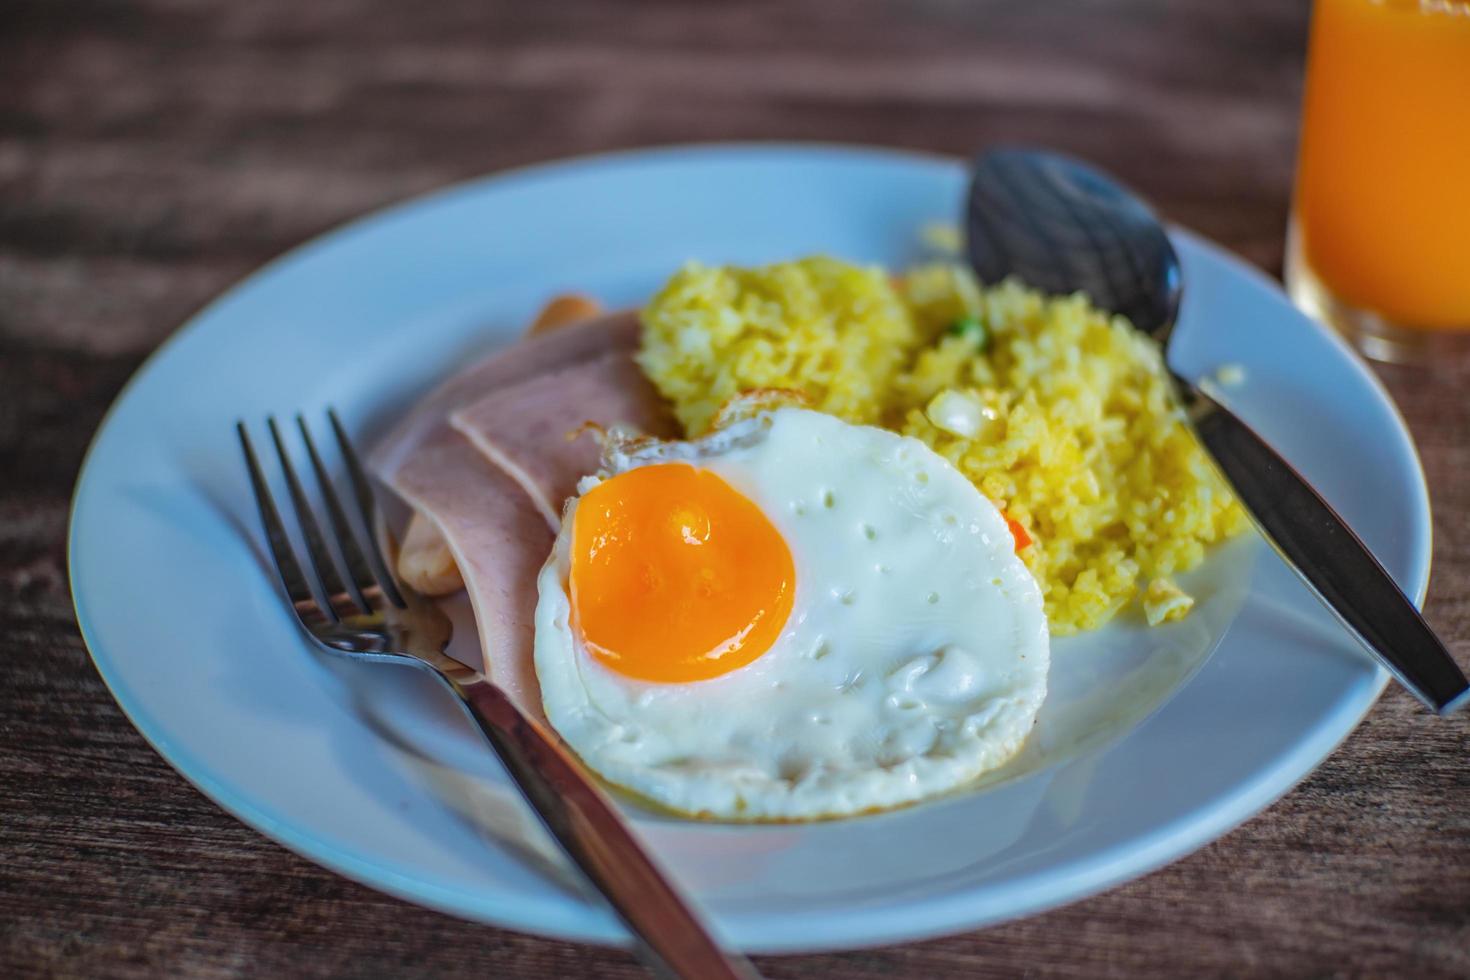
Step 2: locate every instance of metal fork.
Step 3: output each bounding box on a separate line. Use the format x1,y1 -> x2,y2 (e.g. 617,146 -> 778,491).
237,410 -> 760,980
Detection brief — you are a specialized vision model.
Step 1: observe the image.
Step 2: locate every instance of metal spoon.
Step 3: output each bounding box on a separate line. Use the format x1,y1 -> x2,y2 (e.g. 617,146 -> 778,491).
965,147 -> 1468,715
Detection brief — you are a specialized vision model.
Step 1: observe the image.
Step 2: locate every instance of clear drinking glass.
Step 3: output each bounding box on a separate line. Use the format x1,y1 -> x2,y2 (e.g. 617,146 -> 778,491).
1286,0 -> 1470,362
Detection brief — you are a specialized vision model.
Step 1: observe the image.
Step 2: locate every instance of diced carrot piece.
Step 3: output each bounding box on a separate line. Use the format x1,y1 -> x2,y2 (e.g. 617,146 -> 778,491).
1006,515 -> 1032,552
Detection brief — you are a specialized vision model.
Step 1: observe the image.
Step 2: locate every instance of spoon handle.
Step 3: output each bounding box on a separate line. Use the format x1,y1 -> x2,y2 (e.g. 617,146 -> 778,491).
1180,380 -> 1468,715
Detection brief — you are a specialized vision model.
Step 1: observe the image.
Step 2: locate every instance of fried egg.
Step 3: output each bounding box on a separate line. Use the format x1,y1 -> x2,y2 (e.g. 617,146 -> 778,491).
533,408 -> 1049,820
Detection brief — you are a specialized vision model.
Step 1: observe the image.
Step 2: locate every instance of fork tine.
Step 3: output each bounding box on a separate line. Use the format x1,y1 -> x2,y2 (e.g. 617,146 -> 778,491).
266,417 -> 362,619
237,422 -> 332,628
327,409 -> 406,608
296,414 -> 389,613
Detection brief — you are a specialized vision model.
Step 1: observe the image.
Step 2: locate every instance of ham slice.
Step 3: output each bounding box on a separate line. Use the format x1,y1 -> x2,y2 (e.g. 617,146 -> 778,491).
368,311 -> 641,482
370,309 -> 668,722
449,350 -> 678,528
388,425 -> 554,719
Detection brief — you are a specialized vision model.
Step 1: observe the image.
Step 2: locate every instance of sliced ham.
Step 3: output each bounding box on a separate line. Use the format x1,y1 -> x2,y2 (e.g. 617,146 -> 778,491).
449,350 -> 679,528
370,308 -> 666,722
388,425 -> 554,719
368,311 -> 641,483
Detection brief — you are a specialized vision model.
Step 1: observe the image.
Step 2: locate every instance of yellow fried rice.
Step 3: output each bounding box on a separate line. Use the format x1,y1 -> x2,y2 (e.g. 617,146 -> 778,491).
637,256 -> 1249,634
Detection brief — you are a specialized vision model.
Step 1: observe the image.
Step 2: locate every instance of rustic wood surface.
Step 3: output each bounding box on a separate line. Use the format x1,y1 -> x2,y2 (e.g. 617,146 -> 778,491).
3,1 -> 1467,976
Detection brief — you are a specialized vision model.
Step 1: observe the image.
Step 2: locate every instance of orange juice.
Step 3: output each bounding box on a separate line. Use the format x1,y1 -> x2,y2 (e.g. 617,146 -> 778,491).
1292,0 -> 1470,333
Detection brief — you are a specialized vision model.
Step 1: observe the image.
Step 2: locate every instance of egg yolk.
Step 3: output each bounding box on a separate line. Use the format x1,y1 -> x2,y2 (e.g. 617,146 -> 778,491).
569,463 -> 794,683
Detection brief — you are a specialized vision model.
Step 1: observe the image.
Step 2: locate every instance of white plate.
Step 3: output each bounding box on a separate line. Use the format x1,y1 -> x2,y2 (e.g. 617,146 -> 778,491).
69,144 -> 1429,954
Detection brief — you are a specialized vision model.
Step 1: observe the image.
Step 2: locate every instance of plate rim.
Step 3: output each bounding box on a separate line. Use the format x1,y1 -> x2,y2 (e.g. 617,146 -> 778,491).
67,141 -> 1430,953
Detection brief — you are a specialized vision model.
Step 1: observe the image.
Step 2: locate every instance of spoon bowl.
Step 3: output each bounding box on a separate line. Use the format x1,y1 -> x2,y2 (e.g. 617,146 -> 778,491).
967,148 -> 1182,346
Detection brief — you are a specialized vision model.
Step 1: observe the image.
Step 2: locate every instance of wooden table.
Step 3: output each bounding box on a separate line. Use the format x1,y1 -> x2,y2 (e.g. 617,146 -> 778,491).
4,1 -> 1467,975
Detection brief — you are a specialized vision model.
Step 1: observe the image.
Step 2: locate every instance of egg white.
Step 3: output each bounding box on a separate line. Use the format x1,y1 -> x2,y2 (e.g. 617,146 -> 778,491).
533,408 -> 1049,821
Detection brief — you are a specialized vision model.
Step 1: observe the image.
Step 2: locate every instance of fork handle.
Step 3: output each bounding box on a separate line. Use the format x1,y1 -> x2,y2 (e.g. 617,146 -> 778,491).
448,678 -> 761,980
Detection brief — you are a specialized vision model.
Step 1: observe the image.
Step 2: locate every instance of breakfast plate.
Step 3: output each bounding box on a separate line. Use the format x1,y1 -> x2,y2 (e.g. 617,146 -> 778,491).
69,144 -> 1429,952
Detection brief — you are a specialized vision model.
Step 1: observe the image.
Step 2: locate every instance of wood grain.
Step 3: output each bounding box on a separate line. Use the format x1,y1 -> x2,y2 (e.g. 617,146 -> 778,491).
3,0 -> 1467,976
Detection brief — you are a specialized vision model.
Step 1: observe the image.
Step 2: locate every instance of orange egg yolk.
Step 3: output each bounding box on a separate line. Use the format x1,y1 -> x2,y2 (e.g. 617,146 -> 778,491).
569,463 -> 795,683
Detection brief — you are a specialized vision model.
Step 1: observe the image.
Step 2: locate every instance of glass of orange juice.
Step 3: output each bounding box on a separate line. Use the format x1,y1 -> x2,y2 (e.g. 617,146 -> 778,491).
1286,0 -> 1470,361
